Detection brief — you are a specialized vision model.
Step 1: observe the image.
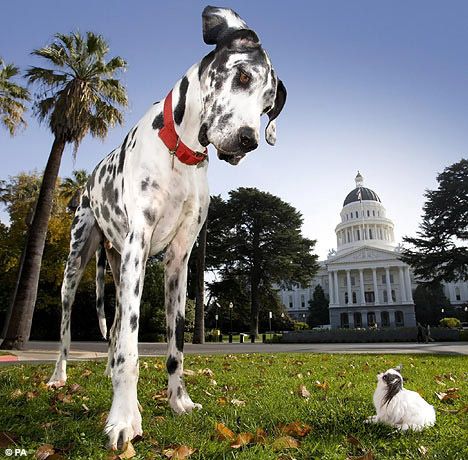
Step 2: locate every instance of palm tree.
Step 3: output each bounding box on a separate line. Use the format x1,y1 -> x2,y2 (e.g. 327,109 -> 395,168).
0,58 -> 30,135
1,32 -> 127,350
59,169 -> 90,211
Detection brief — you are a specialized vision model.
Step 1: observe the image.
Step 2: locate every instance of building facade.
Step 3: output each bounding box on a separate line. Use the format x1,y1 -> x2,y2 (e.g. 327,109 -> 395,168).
279,172 -> 468,328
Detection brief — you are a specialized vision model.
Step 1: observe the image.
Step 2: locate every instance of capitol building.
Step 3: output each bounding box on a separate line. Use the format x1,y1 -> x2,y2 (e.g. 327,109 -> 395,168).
279,172 -> 468,329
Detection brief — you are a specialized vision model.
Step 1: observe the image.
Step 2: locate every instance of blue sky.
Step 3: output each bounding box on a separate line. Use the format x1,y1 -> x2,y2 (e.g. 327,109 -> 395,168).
1,0 -> 467,259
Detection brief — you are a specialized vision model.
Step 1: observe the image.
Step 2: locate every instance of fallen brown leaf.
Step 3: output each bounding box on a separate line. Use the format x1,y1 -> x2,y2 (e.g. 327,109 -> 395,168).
254,428 -> 268,444
314,380 -> 329,391
0,432 -> 16,448
154,416 -> 166,423
271,435 -> 300,451
297,384 -> 311,399
418,446 -> 428,456
80,369 -> 92,378
231,398 -> 246,407
217,396 -> 228,405
199,368 -> 214,377
346,434 -> 362,448
163,445 -> 196,459
10,389 -> 23,399
118,441 -> 136,459
230,432 -> 254,448
215,422 -> 236,441
280,422 -> 312,438
36,443 -> 55,460
183,369 -> 196,376
68,383 -> 81,394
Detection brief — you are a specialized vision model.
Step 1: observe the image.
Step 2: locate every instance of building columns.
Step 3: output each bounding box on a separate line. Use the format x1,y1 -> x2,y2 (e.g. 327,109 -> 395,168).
346,270 -> 353,305
385,267 -> 393,304
333,271 -> 339,306
398,267 -> 407,303
372,268 -> 380,305
404,267 -> 413,302
328,272 -> 334,305
359,269 -> 366,305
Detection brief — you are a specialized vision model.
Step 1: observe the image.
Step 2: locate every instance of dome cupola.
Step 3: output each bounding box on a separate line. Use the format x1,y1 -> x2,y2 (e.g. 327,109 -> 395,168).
332,172 -> 396,255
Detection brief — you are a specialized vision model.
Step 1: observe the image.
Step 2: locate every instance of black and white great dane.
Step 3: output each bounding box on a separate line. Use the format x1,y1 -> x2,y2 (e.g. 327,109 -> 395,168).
47,5 -> 286,448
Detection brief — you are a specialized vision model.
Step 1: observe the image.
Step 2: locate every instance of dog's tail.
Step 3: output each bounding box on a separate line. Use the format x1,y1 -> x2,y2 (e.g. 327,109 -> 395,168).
96,243 -> 107,340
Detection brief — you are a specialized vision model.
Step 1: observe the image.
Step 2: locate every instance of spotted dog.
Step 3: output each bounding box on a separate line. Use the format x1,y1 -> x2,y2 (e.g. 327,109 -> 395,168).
47,5 -> 286,449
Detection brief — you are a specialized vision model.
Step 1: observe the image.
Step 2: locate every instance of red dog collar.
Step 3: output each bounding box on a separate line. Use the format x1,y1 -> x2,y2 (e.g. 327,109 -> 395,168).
158,90 -> 208,166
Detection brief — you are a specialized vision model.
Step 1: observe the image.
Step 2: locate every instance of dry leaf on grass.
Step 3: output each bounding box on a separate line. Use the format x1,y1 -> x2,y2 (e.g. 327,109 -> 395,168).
183,369 -> 196,377
230,432 -> 254,448
347,434 -> 362,447
163,445 -> 196,459
254,428 -> 268,444
10,389 -> 23,399
279,422 -> 312,438
314,380 -> 329,391
0,432 -> 16,448
199,368 -> 214,377
271,435 -> 300,451
80,369 -> 92,378
418,446 -> 428,456
215,423 -> 235,441
231,399 -> 246,407
297,384 -> 311,399
436,389 -> 460,402
36,444 -> 56,460
68,383 -> 81,394
217,396 -> 229,405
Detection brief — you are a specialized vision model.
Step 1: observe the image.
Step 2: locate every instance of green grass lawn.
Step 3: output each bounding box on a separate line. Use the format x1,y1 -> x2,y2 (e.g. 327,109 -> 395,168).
0,353 -> 467,459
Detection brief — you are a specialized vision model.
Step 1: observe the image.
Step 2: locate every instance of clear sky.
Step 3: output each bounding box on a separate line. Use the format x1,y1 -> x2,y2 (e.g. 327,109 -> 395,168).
1,0 -> 467,259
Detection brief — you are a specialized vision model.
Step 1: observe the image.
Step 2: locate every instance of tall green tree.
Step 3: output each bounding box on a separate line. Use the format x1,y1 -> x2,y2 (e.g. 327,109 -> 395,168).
206,188 -> 318,336
2,33 -> 127,350
59,169 -> 90,211
401,159 -> 468,283
413,283 -> 451,326
308,284 -> 329,327
0,58 -> 30,135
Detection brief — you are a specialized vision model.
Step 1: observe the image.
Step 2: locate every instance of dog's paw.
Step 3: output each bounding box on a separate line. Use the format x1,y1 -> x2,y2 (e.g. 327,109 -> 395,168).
47,374 -> 66,388
169,390 -> 202,414
105,407 -> 142,450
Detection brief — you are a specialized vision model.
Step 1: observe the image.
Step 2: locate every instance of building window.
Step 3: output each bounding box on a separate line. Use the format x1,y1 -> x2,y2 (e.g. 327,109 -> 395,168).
355,211 -> 358,218
391,290 -> 396,302
340,313 -> 349,328
289,296 -> 293,309
381,311 -> 390,327
455,287 -> 461,301
367,210 -> 370,217
365,292 -> 375,303
354,312 -> 362,328
301,294 -> 305,309
345,292 -> 349,304
395,311 -> 404,327
373,210 -> 375,216
357,229 -> 360,240
352,292 -> 357,304
383,290 -> 388,303
351,276 -> 355,286
347,230 -> 351,242
369,228 -> 373,239
367,312 -> 376,327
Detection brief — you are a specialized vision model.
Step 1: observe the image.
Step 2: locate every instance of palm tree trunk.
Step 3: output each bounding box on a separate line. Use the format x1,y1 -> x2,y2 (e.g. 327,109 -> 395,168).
1,137 -> 66,350
192,219 -> 207,344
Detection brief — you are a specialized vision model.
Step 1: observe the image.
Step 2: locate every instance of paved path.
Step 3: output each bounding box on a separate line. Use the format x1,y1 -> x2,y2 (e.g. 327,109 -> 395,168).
1,340 -> 467,364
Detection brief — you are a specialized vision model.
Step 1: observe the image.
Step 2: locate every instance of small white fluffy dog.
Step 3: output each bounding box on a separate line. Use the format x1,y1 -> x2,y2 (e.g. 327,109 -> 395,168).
367,368 -> 436,431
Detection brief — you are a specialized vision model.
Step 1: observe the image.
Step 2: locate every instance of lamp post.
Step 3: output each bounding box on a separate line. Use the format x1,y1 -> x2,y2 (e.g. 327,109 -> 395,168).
215,302 -> 221,331
229,302 -> 233,343
268,311 -> 272,338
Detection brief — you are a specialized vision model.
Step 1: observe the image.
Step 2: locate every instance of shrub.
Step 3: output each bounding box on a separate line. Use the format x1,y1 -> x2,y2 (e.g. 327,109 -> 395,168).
293,321 -> 309,331
439,317 -> 461,329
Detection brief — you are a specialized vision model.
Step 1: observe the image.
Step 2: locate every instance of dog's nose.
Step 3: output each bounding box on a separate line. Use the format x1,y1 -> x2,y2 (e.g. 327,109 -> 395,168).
238,127 -> 258,152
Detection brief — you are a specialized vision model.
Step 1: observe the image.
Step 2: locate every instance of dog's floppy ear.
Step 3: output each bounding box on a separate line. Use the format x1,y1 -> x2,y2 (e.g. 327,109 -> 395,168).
202,6 -> 248,45
265,79 -> 287,146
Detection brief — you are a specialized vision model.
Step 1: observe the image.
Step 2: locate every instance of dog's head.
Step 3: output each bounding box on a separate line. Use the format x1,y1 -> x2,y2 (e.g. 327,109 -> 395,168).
197,6 -> 287,165
377,368 -> 403,406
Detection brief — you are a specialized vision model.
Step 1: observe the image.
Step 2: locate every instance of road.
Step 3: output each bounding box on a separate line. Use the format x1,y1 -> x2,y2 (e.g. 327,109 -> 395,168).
1,340 -> 467,364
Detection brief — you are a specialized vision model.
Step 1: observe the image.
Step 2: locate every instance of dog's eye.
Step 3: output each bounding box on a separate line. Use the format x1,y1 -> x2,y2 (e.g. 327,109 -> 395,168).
239,71 -> 251,85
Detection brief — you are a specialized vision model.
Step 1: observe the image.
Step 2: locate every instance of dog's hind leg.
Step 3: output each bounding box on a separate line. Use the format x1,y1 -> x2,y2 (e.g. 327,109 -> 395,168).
96,243 -> 108,340
104,246 -> 121,378
48,199 -> 102,388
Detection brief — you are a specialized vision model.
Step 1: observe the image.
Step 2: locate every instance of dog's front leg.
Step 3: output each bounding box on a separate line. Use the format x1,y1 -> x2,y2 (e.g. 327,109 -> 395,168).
105,227 -> 148,449
165,241 -> 202,414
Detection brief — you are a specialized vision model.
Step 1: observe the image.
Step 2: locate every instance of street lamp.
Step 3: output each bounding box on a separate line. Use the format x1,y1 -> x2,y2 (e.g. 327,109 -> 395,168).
268,311 -> 272,337
229,302 -> 233,343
